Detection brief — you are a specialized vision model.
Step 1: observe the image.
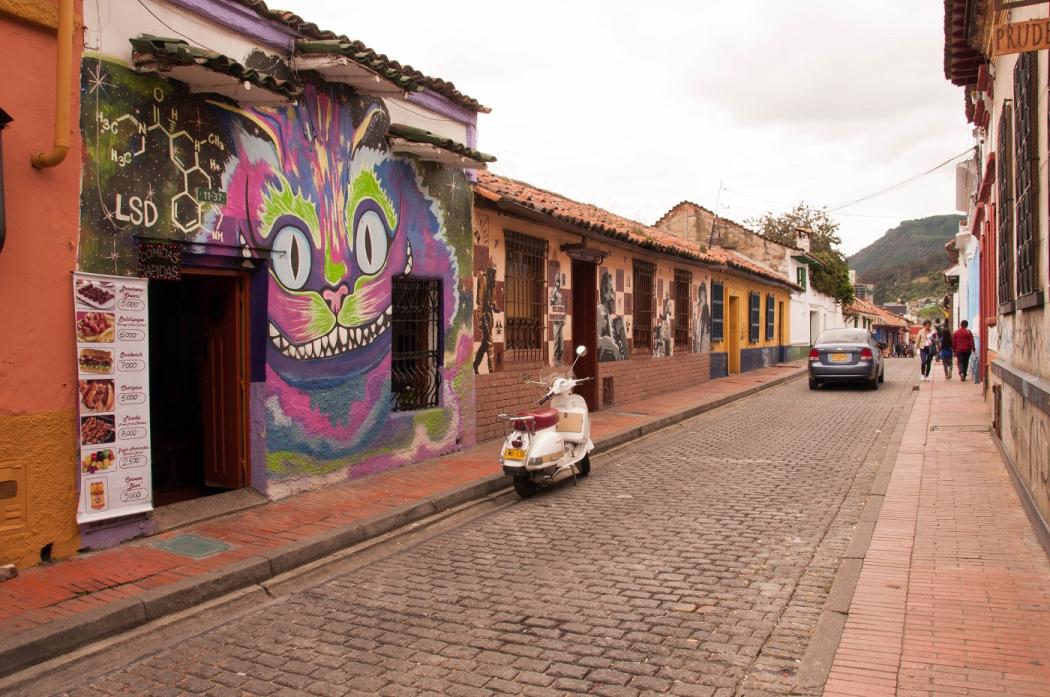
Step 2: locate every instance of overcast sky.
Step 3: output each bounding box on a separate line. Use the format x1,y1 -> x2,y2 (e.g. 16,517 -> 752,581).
275,1 -> 972,256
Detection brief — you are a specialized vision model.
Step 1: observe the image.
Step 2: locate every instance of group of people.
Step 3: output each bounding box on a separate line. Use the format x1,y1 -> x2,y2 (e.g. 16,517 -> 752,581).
916,319 -> 975,382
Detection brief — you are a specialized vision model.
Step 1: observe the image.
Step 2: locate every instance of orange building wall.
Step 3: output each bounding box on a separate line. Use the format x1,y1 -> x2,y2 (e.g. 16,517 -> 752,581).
0,3 -> 84,567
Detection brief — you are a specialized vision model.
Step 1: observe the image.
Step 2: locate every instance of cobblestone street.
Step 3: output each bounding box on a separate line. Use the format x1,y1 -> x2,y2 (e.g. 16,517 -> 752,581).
46,362 -> 915,697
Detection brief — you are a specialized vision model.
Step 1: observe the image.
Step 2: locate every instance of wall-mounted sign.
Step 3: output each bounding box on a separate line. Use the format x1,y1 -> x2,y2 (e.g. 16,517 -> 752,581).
138,242 -> 181,280
994,0 -> 1047,10
993,17 -> 1050,56
73,272 -> 153,524
195,187 -> 227,205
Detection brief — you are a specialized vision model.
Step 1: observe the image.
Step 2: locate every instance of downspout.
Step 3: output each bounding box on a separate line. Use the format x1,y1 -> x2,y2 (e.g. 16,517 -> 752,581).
30,0 -> 74,169
0,109 -> 10,253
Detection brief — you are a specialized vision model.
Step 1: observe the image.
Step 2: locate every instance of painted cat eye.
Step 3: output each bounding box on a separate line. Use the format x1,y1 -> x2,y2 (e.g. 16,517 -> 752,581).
272,225 -> 312,290
355,209 -> 388,276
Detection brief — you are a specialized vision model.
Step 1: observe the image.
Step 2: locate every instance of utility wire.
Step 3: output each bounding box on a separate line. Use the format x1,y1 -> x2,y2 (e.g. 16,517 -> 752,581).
828,146 -> 975,212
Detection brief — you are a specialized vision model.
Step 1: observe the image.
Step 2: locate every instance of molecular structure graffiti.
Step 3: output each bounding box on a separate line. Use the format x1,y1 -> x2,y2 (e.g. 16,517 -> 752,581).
89,59 -> 233,242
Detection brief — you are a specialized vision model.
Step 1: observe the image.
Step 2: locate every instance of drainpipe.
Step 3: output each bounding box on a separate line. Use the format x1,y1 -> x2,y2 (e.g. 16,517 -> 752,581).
30,0 -> 74,169
0,109 -> 10,254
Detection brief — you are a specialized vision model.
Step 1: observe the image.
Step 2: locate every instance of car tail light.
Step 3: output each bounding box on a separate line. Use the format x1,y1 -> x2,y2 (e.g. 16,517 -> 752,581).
809,348 -> 819,361
860,347 -> 873,360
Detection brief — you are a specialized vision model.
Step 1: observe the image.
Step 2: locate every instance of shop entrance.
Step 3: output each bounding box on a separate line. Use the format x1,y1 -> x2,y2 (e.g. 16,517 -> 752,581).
570,259 -> 598,410
149,269 -> 249,506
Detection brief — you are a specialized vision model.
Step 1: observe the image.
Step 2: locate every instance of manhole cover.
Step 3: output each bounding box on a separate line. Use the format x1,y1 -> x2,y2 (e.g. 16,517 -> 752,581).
929,424 -> 991,433
153,533 -> 230,558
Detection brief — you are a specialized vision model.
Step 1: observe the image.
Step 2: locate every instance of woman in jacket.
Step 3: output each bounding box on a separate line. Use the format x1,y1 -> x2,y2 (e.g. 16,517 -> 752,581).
916,320 -> 937,382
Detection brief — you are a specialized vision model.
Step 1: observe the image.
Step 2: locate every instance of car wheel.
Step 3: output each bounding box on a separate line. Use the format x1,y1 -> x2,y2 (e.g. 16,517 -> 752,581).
868,376 -> 879,390
809,378 -> 819,390
878,370 -> 885,384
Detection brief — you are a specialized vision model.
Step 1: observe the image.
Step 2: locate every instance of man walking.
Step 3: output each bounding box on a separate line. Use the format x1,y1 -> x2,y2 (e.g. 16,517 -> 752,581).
953,320 -> 976,382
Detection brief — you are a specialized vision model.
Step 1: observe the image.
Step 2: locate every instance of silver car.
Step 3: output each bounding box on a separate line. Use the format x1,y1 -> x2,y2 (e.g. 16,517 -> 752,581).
808,328 -> 885,390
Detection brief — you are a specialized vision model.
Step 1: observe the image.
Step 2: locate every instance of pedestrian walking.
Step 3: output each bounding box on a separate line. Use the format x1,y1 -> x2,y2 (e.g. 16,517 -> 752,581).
953,319 -> 976,382
938,324 -> 954,379
916,320 -> 936,381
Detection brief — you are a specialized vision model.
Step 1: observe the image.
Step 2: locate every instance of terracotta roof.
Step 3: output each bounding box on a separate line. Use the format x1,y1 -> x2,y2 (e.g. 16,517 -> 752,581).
474,172 -> 800,290
228,0 -> 489,112
843,297 -> 909,328
943,0 -> 986,87
129,35 -> 299,100
387,124 -> 495,168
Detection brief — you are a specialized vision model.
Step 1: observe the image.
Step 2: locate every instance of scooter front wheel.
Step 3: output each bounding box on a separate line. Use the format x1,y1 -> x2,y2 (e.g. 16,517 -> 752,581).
512,477 -> 540,499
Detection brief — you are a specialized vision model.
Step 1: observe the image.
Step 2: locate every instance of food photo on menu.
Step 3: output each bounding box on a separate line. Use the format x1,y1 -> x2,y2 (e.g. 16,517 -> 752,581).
78,347 -> 113,375
80,414 -> 115,446
76,311 -> 115,343
81,448 -> 115,474
75,278 -> 116,310
79,379 -> 115,413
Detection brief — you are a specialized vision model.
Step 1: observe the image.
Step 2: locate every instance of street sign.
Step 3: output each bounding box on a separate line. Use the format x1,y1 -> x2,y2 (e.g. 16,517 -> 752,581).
993,17 -> 1050,56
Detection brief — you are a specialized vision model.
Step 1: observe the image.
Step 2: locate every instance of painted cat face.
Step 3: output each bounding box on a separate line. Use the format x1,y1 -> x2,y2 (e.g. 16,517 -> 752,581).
217,89 -> 446,381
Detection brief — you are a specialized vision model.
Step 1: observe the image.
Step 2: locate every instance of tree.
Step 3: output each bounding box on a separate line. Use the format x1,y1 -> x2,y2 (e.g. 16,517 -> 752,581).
747,203 -> 855,306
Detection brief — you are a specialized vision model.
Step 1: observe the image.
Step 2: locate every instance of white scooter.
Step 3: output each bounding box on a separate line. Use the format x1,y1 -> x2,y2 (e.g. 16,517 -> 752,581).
498,345 -> 594,498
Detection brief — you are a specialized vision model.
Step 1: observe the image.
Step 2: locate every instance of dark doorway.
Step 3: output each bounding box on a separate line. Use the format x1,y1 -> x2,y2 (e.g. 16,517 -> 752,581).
149,269 -> 249,506
571,260 -> 598,411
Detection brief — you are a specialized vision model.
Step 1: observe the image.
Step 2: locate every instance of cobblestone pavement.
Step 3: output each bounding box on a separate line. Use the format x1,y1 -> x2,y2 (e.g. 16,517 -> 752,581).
50,362 -> 915,697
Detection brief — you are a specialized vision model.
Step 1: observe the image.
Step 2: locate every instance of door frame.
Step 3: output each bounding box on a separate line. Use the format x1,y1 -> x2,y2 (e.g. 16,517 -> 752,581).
180,266 -> 251,490
727,295 -> 741,374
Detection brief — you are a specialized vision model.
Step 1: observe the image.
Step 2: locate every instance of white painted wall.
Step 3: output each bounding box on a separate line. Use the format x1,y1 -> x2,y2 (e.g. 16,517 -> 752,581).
787,255 -> 843,345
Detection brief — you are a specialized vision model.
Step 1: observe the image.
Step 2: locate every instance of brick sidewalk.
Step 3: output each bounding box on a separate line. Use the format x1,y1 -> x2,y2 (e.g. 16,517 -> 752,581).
825,374 -> 1050,697
0,362 -> 803,672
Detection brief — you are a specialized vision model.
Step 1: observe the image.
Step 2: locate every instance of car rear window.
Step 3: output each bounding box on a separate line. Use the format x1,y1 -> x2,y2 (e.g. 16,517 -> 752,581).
817,329 -> 870,344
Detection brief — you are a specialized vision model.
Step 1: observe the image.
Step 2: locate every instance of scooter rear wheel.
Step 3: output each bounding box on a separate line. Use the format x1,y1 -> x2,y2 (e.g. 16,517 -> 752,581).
576,454 -> 591,477
513,477 -> 539,498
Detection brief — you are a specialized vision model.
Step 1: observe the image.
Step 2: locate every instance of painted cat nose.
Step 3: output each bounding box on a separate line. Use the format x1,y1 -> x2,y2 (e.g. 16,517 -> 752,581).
322,285 -> 349,314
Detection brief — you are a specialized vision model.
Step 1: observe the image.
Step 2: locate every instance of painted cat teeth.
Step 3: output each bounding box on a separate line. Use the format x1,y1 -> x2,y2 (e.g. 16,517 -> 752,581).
405,243 -> 413,274
268,306 -> 394,359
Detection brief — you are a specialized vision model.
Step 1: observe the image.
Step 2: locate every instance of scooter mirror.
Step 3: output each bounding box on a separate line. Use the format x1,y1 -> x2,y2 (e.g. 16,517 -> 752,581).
575,346 -> 587,357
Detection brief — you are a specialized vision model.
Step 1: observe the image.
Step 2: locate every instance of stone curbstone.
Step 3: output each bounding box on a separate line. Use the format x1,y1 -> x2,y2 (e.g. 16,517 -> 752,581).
140,556 -> 272,622
0,598 -> 146,678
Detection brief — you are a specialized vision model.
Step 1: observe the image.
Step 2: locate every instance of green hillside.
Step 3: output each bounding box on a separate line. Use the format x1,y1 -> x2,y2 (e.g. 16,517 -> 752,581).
847,214 -> 963,304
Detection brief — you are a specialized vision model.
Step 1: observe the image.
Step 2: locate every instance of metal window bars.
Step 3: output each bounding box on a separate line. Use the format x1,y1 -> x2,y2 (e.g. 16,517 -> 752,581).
765,294 -> 775,341
674,270 -> 691,348
711,282 -> 724,341
504,230 -> 547,361
997,103 -> 1014,305
391,277 -> 442,411
633,260 -> 655,354
1014,53 -> 1037,298
749,292 -> 760,344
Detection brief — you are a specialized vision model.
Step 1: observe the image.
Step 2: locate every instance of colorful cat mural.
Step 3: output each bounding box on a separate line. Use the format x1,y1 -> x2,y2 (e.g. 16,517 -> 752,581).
79,56 -> 474,496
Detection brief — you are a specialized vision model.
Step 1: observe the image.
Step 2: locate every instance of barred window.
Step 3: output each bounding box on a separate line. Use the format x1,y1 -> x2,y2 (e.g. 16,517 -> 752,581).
749,292 -> 760,344
711,282 -> 724,341
1014,52 -> 1038,298
391,277 -> 441,411
504,231 -> 546,360
674,270 -> 691,348
633,260 -> 654,354
997,104 -> 1014,305
797,266 -> 807,290
765,294 -> 775,341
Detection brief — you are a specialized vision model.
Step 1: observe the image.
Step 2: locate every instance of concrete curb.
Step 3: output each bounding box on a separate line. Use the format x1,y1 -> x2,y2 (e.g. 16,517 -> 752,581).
0,366 -> 805,678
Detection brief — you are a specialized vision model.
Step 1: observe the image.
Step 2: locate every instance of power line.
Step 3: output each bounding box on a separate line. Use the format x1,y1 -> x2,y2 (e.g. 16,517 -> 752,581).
828,147 -> 975,212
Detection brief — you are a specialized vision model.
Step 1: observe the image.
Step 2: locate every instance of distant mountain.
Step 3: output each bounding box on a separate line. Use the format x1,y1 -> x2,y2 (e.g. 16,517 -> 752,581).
847,215 -> 963,304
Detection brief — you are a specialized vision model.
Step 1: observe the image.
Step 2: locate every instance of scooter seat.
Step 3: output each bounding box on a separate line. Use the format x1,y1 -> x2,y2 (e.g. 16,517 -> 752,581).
512,407 -> 559,430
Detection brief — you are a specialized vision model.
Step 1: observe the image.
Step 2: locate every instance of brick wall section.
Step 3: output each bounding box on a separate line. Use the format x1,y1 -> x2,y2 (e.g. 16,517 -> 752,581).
597,352 -> 711,408
475,361 -> 549,443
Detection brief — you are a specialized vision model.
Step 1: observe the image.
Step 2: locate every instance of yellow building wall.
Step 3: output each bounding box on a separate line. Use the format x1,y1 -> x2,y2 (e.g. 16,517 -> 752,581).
709,272 -> 791,374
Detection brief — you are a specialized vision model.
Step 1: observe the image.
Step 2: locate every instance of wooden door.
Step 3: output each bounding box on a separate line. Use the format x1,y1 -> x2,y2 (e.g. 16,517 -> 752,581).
727,296 -> 741,374
197,272 -> 248,489
571,260 -> 598,411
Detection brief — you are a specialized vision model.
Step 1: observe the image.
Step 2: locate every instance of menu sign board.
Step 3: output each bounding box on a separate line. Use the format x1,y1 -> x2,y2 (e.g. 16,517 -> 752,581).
73,272 -> 153,523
